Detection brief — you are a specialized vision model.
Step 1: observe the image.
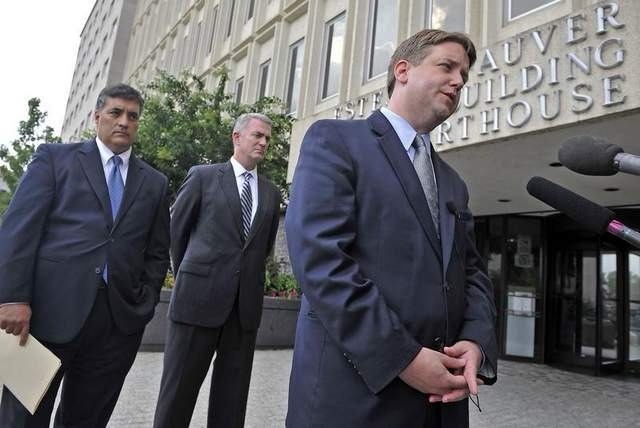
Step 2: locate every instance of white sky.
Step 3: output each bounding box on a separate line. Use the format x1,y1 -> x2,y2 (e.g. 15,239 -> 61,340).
0,1 -> 95,145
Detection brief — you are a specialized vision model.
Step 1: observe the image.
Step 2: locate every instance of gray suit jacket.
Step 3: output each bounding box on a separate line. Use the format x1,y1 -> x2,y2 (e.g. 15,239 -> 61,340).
168,162 -> 281,330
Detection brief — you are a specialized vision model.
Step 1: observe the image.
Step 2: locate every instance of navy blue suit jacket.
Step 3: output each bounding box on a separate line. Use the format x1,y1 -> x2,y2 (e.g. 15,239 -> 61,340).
285,111 -> 497,427
0,140 -> 170,343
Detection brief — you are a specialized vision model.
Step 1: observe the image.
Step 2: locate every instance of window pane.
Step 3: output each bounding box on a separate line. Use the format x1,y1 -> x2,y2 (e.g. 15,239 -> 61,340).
322,14 -> 345,99
226,0 -> 235,38
368,0 -> 396,79
286,39 -> 304,115
247,0 -> 255,21
258,60 -> 270,98
507,0 -> 560,21
431,0 -> 466,32
629,252 -> 640,361
234,78 -> 244,103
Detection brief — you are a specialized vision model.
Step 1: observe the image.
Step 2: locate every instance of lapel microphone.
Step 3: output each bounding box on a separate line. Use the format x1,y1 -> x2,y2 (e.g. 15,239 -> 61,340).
446,201 -> 461,219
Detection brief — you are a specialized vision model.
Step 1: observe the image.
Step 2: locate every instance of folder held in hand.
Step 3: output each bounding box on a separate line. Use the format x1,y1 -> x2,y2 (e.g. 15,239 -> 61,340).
0,333 -> 61,415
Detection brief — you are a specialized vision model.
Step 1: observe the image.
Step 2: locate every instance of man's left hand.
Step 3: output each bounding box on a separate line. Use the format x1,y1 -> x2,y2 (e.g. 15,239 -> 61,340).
428,340 -> 483,403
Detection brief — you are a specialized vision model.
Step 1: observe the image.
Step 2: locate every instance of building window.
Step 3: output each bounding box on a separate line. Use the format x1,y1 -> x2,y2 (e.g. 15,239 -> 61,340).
321,13 -> 346,100
246,0 -> 255,22
286,38 -> 304,115
192,21 -> 202,66
258,60 -> 270,98
367,0 -> 396,80
427,0 -> 466,32
208,5 -> 219,54
504,0 -> 561,22
234,77 -> 244,103
226,0 -> 235,38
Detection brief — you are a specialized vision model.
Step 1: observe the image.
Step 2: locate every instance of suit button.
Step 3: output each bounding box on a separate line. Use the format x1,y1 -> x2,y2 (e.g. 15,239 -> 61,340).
95,267 -> 101,274
110,238 -> 115,243
235,270 -> 240,275
444,282 -> 451,291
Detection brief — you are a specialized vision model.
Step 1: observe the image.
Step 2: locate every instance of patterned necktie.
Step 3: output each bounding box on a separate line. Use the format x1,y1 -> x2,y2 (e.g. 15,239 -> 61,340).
240,172 -> 253,240
108,155 -> 124,220
412,135 -> 440,237
103,155 -> 124,284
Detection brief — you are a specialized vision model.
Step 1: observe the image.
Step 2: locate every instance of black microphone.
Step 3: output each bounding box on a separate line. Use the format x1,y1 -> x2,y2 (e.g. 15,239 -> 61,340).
558,136 -> 640,176
526,176 -> 640,248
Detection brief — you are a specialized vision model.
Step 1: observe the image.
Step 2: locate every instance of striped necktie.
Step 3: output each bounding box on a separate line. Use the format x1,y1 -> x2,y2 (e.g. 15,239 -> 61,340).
412,135 -> 440,237
240,172 -> 253,240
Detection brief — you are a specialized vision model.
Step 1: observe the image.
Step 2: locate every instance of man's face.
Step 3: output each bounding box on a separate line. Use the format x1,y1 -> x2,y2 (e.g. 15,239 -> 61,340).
404,41 -> 470,124
232,118 -> 271,170
94,96 -> 141,154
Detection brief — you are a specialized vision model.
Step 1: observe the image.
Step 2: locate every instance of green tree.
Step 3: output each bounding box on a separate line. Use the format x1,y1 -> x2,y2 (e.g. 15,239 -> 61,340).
0,98 -> 61,213
135,69 -> 294,203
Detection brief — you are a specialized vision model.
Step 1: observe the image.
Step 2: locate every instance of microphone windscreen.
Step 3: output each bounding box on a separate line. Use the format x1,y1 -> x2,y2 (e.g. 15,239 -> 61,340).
526,176 -> 615,234
558,135 -> 623,175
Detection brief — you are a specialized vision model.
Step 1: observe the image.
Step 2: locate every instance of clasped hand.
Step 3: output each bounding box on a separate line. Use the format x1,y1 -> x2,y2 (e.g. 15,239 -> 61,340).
398,340 -> 483,404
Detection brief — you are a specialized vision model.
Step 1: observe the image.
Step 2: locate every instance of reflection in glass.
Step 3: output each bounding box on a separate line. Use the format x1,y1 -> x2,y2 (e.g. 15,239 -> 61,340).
629,253 -> 640,361
368,0 -> 396,79
600,252 -> 618,361
322,14 -> 346,99
506,0 -> 560,21
430,0 -> 466,32
286,39 -> 304,115
580,253 -> 596,357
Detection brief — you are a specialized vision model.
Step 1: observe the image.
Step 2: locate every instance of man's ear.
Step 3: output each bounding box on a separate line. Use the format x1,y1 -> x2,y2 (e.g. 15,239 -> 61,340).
394,60 -> 410,85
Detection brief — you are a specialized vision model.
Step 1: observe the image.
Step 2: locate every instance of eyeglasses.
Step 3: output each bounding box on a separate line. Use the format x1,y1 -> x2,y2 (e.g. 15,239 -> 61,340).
469,393 -> 482,412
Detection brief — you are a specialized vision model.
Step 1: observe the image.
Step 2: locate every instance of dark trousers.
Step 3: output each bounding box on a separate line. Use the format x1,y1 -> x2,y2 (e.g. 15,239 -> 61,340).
0,287 -> 143,428
153,302 -> 258,428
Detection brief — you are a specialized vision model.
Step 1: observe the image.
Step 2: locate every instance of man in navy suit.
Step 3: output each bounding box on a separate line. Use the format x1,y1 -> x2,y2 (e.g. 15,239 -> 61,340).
285,29 -> 497,427
0,84 -> 170,427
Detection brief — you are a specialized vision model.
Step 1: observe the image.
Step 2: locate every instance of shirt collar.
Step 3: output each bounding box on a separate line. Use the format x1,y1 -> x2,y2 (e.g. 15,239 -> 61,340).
95,136 -> 132,167
380,107 -> 431,151
230,156 -> 257,179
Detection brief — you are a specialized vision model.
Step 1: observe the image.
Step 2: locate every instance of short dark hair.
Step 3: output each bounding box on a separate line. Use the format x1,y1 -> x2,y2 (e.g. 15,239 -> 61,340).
387,29 -> 477,98
95,83 -> 144,114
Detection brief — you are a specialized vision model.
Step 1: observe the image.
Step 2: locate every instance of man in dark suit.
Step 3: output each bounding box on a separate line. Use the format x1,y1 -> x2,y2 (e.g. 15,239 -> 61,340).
285,29 -> 498,427
0,84 -> 170,427
153,113 -> 281,428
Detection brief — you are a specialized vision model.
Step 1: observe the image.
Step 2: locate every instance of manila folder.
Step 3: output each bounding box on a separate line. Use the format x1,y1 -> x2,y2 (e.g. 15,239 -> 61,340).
0,333 -> 61,414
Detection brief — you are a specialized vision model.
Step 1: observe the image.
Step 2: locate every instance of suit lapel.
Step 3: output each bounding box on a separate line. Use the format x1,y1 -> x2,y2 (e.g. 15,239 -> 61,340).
368,111 -> 442,261
219,162 -> 244,244
78,140 -> 112,229
432,150 -> 455,274
244,175 -> 272,248
112,155 -> 147,231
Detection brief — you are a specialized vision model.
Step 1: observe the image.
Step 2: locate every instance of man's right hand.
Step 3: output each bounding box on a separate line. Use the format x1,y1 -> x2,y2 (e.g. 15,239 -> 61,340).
399,347 -> 468,396
0,304 -> 31,346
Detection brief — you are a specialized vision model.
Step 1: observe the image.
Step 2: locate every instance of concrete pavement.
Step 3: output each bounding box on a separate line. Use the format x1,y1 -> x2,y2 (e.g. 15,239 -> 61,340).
2,350 -> 639,427
109,350 -> 640,427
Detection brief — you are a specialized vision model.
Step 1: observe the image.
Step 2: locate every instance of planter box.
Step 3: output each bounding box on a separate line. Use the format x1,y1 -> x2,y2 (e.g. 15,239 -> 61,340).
256,296 -> 301,349
139,288 -> 172,352
140,291 -> 301,351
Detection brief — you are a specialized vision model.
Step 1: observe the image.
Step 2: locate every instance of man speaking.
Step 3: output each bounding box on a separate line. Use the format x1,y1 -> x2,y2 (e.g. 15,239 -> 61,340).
286,29 -> 498,427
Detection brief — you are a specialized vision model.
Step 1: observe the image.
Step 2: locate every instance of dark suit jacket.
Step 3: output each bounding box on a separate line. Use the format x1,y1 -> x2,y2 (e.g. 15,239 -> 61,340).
168,162 -> 281,330
0,140 -> 170,343
285,111 -> 498,427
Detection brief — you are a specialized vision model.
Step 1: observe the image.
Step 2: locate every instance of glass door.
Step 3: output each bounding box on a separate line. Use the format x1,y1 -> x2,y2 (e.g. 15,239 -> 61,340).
628,252 -> 640,372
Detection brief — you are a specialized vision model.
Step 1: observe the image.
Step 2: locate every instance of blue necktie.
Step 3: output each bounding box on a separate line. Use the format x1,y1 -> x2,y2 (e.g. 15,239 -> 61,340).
103,155 -> 124,283
240,172 -> 253,241
108,155 -> 124,220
